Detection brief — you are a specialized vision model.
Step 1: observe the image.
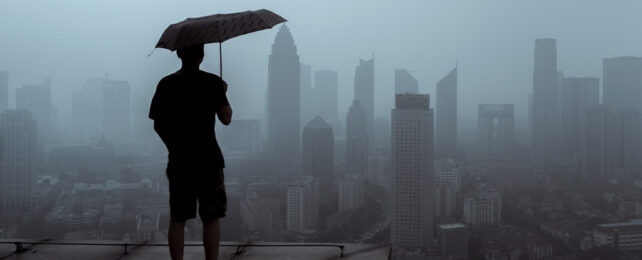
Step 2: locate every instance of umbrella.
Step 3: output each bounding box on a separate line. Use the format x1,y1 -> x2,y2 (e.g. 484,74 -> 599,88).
154,9 -> 287,77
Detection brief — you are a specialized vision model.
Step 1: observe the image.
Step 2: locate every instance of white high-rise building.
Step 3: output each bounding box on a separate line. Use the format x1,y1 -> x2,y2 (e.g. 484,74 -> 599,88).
286,176 -> 320,232
338,174 -> 364,212
391,93 -> 434,249
0,110 -> 37,210
463,189 -> 502,225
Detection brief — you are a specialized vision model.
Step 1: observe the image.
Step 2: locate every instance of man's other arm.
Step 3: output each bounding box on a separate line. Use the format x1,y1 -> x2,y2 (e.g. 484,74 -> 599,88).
217,80 -> 232,125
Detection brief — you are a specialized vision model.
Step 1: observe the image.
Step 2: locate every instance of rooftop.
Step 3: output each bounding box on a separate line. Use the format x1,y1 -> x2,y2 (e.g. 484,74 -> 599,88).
597,218 -> 642,228
0,239 -> 391,260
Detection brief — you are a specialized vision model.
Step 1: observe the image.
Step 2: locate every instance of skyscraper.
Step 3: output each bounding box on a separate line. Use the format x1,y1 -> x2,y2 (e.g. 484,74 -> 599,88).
603,57 -> 642,114
354,57 -> 374,143
338,174 -> 365,212
478,104 -> 514,160
394,69 -> 418,94
435,67 -> 457,159
16,78 -> 57,148
560,77 -> 599,157
391,94 -> 434,249
0,110 -> 37,210
531,38 -> 560,169
346,100 -> 368,176
102,79 -> 130,139
286,176 -> 319,232
314,70 -> 339,129
0,71 -> 8,112
72,77 -> 131,141
581,105 -> 609,180
267,24 -> 301,168
300,63 -> 313,128
580,105 -> 640,180
302,116 -> 334,200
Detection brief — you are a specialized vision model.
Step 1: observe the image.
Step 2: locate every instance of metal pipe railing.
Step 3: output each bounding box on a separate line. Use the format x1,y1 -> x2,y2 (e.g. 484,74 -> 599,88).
0,240 -> 347,258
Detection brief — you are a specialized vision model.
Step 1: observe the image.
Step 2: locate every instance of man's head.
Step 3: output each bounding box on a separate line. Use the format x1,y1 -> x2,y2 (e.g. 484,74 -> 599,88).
177,44 -> 204,65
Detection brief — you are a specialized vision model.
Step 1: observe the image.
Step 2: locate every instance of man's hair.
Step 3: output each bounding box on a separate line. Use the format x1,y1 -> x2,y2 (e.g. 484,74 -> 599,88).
177,44 -> 204,61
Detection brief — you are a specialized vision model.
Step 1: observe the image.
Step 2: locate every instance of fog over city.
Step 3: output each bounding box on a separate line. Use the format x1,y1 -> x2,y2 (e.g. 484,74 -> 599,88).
1,0 -> 642,259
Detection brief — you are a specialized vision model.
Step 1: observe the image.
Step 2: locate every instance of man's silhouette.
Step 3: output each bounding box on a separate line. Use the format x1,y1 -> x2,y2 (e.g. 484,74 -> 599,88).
149,44 -> 232,260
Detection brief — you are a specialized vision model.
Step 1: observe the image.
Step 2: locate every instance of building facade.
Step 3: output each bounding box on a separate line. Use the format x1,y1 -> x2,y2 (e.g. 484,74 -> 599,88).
478,104 -> 514,160
531,38 -> 560,169
436,223 -> 468,260
560,77 -> 600,159
354,57 -> 374,143
394,69 -> 418,94
463,189 -> 502,225
435,67 -> 457,159
286,176 -> 320,232
302,116 -> 334,200
338,174 -> 365,212
346,100 -> 368,176
391,93 -> 434,249
267,24 -> 301,168
0,110 -> 37,210
0,71 -> 8,112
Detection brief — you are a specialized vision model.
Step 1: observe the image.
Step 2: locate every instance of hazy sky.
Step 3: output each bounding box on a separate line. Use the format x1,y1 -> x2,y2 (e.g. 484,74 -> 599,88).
2,0 -> 642,130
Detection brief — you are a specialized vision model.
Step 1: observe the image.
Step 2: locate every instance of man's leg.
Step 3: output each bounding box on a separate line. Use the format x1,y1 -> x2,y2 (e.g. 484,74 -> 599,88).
168,221 -> 186,260
203,220 -> 220,260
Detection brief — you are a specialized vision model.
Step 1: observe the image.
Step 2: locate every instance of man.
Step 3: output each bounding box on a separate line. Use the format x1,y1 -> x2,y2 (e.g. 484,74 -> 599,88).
149,44 -> 232,260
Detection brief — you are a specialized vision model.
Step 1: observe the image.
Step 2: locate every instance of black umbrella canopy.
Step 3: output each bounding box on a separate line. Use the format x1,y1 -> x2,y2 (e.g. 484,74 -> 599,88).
155,9 -> 287,51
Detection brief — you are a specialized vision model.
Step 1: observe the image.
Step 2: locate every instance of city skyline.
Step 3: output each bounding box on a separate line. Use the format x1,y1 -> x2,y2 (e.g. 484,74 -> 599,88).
2,2 -> 642,259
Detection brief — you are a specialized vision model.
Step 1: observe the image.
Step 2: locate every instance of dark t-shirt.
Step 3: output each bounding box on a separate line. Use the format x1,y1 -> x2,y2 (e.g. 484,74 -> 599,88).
149,70 -> 229,175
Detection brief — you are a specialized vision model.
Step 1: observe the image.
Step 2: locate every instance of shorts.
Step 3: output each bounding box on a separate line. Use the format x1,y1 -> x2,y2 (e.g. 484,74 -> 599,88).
167,167 -> 227,223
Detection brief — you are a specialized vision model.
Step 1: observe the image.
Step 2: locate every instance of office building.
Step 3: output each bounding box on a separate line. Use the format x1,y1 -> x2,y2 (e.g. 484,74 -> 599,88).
354,57 -> 374,143
581,105 -> 641,180
391,93 -> 434,249
346,100 -> 368,176
72,77 -> 131,141
435,67 -> 457,159
302,116 -> 334,200
0,110 -> 37,210
338,174 -> 365,212
560,77 -> 599,157
603,56 -> 642,114
16,78 -> 57,147
463,189 -> 502,225
594,219 -> 642,250
314,70 -> 339,130
531,38 -> 560,169
286,176 -> 320,232
240,197 -> 280,232
478,104 -> 514,160
0,71 -> 8,112
267,24 -> 301,168
394,69 -> 418,94
436,223 -> 468,260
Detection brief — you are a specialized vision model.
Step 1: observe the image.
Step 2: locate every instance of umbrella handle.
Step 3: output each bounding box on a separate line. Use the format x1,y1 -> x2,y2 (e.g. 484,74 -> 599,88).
219,42 -> 223,78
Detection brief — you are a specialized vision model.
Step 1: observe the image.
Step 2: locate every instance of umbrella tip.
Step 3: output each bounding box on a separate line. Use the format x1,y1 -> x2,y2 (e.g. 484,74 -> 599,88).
147,48 -> 157,57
